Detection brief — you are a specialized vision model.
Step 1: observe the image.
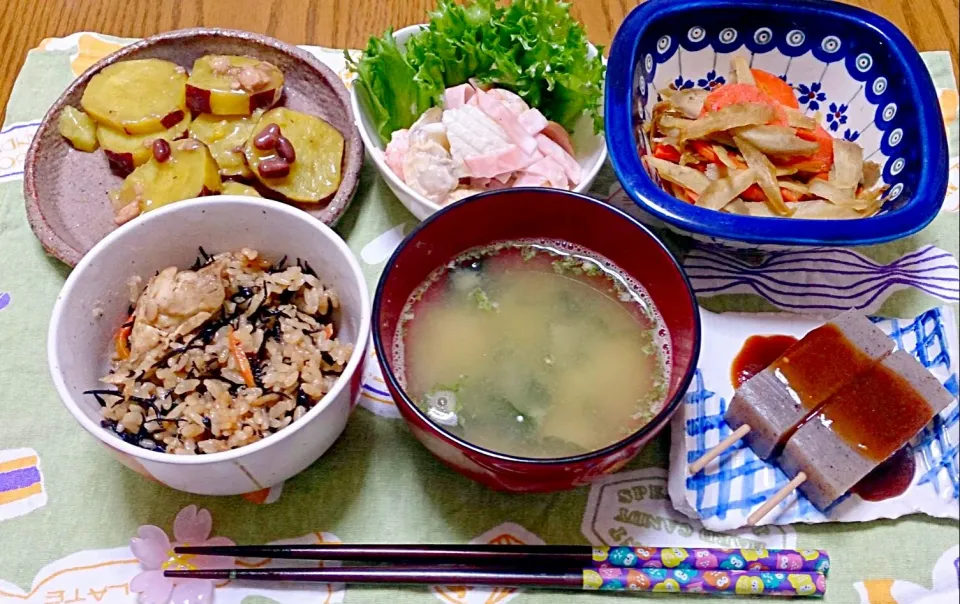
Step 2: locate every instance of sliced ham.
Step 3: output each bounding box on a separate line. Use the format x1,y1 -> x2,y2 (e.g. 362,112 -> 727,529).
463,144 -> 537,178
463,153 -> 501,179
536,133 -> 581,185
474,88 -> 539,155
469,177 -> 509,191
513,171 -> 550,187
524,156 -> 568,189
443,84 -> 475,110
518,108 -> 548,135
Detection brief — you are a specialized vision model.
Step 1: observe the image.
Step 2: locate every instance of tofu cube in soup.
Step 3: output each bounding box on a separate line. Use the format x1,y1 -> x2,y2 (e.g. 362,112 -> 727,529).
779,350 -> 954,509
725,311 -> 893,459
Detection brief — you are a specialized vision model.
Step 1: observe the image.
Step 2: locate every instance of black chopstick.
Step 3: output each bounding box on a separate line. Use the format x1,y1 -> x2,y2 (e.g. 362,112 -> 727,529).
175,544 -> 590,567
165,566 -> 584,588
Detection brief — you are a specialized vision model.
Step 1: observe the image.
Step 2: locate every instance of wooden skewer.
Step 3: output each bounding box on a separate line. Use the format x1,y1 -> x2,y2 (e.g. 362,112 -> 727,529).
747,472 -> 807,526
689,424 -> 752,474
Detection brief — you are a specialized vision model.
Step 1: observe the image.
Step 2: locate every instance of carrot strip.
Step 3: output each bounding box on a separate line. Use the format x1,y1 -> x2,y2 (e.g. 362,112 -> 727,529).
691,140 -> 719,163
751,69 -> 799,109
700,82 -> 789,125
780,187 -> 802,202
114,317 -> 133,360
741,184 -> 804,202
702,83 -> 769,114
740,184 -> 766,202
228,328 -> 256,388
779,125 -> 834,173
653,144 -> 682,162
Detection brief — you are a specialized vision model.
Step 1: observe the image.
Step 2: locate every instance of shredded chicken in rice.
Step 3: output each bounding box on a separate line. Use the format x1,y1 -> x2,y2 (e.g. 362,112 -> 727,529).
88,248 -> 353,454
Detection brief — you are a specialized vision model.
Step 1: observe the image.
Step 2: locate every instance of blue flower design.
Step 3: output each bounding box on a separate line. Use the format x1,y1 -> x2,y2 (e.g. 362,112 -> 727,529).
671,75 -> 695,90
0,292 -> 9,312
843,128 -> 860,142
696,70 -> 726,91
796,82 -> 826,111
826,102 -> 848,132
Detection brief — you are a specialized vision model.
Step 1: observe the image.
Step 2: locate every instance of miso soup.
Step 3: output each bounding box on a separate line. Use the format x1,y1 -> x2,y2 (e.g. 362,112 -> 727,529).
395,240 -> 671,459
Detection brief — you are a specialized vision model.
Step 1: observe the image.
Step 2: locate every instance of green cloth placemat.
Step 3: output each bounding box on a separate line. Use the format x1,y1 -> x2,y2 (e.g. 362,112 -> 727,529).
1,33 -> 958,604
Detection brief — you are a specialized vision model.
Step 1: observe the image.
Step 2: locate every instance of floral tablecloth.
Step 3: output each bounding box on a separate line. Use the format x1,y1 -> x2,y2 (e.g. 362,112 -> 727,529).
0,33 -> 958,604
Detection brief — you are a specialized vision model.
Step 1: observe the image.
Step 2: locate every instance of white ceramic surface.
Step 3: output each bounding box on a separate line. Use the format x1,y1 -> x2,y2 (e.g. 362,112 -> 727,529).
48,197 -> 371,495
350,24 -> 608,221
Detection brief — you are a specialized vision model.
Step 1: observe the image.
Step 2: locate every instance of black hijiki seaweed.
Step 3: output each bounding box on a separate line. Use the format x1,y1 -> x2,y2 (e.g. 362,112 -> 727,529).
296,258 -> 317,278
83,388 -> 123,407
189,247 -> 216,271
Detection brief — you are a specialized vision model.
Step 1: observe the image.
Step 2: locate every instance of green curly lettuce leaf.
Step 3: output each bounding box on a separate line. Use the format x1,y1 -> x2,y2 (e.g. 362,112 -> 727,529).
344,33 -> 434,141
348,0 -> 604,141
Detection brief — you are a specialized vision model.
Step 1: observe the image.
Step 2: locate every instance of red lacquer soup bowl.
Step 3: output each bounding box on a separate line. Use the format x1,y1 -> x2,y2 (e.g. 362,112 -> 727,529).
372,188 -> 701,492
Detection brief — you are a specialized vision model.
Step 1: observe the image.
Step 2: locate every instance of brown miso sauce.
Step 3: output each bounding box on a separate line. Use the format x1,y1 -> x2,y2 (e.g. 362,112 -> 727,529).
852,445 -> 916,501
731,334 -> 799,388
815,364 -> 934,463
772,323 -> 877,410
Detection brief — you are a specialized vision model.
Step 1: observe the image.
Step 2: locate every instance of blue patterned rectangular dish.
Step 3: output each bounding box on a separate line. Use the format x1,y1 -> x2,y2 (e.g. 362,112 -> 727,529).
605,0 -> 949,247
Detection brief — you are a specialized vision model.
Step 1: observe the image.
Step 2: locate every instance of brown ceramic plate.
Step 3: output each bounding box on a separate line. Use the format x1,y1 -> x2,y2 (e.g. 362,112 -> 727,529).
25,28 -> 364,267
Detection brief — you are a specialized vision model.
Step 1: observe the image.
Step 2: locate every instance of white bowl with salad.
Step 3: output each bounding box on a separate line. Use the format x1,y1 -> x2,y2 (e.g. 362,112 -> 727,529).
347,0 -> 608,221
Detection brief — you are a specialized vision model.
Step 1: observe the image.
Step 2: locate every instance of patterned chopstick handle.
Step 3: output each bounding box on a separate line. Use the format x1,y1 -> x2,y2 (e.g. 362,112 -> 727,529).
582,567 -> 827,597
591,546 -> 830,574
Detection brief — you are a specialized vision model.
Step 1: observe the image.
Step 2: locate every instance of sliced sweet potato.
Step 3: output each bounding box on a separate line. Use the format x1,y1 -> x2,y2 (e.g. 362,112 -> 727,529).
81,59 -> 187,134
58,106 -> 98,152
221,181 -> 262,197
97,113 -> 192,175
244,108 -> 344,203
186,55 -> 283,116
109,139 -> 222,216
188,111 -> 260,177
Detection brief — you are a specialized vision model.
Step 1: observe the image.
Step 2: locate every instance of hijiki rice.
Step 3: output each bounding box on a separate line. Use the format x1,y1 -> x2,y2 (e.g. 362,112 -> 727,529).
88,248 -> 353,454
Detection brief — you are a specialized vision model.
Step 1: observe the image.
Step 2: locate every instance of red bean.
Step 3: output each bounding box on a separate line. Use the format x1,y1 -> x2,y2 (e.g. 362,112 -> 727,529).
254,123 -> 281,150
152,139 -> 171,162
258,157 -> 290,178
276,135 -> 296,163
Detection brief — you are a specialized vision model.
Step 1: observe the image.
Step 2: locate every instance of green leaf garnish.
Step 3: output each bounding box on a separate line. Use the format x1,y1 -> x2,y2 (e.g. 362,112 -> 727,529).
469,287 -> 497,311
